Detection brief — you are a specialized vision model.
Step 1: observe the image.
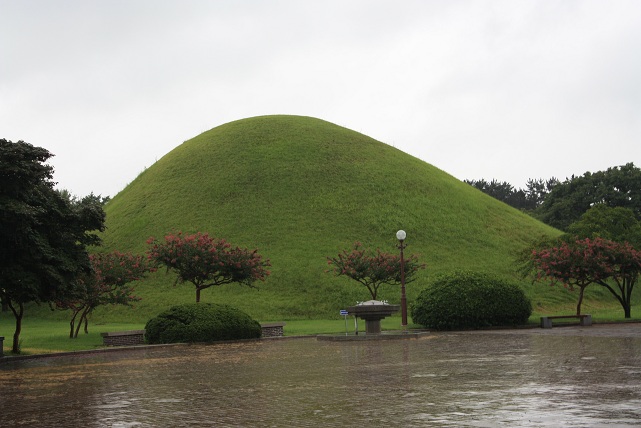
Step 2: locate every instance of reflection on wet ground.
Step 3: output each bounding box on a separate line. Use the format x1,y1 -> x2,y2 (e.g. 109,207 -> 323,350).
1,324 -> 640,427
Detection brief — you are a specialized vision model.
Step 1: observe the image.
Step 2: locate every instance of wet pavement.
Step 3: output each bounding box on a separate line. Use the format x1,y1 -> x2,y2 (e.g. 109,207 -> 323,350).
1,324 -> 640,427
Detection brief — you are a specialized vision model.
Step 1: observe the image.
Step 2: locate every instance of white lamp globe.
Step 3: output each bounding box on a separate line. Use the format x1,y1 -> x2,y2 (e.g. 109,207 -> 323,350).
396,230 -> 407,241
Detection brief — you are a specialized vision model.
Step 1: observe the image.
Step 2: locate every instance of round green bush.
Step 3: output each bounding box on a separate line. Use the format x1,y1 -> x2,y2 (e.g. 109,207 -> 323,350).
145,303 -> 262,344
411,270 -> 532,330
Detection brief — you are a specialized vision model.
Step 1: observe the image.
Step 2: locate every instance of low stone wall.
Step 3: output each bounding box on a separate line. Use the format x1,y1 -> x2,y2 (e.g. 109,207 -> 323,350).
100,325 -> 285,345
261,322 -> 286,338
101,330 -> 146,346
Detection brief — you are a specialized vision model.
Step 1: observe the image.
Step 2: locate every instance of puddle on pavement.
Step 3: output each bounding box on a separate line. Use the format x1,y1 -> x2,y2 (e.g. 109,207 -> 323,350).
1,330 -> 640,427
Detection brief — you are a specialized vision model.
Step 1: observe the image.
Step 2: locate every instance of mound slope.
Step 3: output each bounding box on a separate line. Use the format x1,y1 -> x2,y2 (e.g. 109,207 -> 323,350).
99,115 -> 559,321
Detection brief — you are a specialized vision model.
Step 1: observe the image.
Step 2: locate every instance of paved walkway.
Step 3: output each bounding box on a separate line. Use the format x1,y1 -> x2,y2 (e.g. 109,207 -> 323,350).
1,322 -> 640,427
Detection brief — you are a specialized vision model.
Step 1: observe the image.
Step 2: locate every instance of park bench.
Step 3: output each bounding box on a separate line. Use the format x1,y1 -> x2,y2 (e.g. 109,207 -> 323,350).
540,314 -> 592,329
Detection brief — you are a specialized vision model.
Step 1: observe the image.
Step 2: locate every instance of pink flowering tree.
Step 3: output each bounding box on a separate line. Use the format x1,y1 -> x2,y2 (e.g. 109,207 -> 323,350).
528,237 -> 641,317
327,242 -> 425,300
56,251 -> 150,338
147,232 -> 271,303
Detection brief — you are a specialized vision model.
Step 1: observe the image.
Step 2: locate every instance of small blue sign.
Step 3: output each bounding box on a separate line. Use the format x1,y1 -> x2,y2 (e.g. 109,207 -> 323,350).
340,310 -> 349,316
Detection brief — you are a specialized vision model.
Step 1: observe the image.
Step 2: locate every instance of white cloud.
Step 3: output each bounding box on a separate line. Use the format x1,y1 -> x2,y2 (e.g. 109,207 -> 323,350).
1,0 -> 640,196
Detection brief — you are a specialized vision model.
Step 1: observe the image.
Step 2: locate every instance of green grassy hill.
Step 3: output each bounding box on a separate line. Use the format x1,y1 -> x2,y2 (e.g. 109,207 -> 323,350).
58,115 -> 623,322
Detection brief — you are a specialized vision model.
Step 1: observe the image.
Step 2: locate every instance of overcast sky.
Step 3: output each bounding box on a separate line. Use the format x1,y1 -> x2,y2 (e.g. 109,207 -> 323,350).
2,0 -> 640,198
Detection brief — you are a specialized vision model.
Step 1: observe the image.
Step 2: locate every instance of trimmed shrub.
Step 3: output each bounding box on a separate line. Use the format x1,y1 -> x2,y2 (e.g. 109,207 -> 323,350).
411,270 -> 532,330
145,303 -> 262,344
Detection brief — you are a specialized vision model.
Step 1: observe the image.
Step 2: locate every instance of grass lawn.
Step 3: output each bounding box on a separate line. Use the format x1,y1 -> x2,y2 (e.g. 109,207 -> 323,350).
2,304 -> 640,356
0,317 -> 145,355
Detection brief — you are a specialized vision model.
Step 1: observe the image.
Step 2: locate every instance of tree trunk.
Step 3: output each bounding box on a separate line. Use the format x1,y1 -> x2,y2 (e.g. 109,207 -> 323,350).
74,307 -> 92,338
8,301 -> 24,354
69,308 -> 82,338
596,279 -> 631,319
576,286 -> 586,316
624,278 -> 633,319
196,287 -> 201,303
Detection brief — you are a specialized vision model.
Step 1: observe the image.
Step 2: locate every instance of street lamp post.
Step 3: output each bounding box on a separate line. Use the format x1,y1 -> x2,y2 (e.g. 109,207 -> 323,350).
396,230 -> 408,329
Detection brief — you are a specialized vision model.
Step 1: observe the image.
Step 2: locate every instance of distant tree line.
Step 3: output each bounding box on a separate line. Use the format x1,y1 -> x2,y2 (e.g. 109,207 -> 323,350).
466,162 -> 641,231
465,177 -> 559,212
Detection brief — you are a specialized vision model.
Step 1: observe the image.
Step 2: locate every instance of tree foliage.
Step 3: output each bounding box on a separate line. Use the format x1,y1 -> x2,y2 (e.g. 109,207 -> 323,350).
525,178 -> 560,209
0,139 -> 105,353
536,163 -> 641,231
468,163 -> 641,231
465,179 -> 519,206
567,204 -> 641,249
55,251 -> 150,338
527,237 -> 641,318
465,177 -> 558,211
326,242 -> 425,300
147,231 -> 271,302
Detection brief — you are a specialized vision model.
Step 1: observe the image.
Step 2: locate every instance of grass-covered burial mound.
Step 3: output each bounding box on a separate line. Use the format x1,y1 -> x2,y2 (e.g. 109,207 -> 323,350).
145,303 -> 262,344
95,115 -> 561,322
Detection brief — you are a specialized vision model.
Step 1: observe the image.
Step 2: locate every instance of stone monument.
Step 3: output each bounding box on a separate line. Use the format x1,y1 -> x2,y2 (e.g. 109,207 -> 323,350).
347,300 -> 400,334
